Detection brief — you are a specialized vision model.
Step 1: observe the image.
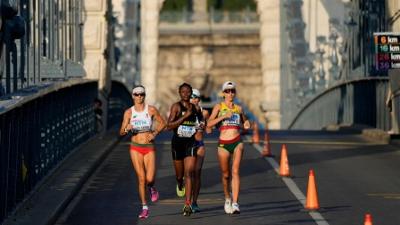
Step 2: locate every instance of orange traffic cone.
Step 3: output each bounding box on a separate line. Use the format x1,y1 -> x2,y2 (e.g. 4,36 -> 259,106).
261,125 -> 272,157
252,122 -> 260,144
279,144 -> 290,177
305,169 -> 320,210
364,213 -> 373,225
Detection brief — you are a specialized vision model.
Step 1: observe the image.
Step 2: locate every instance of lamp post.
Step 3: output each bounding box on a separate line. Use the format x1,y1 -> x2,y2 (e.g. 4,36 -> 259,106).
343,9 -> 357,81
315,35 -> 326,91
328,18 -> 340,82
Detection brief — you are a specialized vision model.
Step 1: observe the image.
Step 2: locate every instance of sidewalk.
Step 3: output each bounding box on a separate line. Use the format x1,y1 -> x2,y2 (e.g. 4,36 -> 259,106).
3,129 -> 121,225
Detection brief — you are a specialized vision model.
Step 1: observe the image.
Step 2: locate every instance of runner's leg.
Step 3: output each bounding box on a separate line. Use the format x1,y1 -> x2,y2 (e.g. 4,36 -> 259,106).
231,143 -> 244,204
192,146 -> 205,204
184,155 -> 196,203
218,147 -> 231,199
130,150 -> 147,205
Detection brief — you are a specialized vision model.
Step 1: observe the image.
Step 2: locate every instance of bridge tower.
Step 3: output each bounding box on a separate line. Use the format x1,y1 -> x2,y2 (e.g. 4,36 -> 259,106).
256,0 -> 282,129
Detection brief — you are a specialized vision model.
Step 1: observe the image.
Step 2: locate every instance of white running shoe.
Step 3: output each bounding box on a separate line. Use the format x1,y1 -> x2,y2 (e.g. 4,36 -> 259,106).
224,199 -> 232,214
232,203 -> 240,214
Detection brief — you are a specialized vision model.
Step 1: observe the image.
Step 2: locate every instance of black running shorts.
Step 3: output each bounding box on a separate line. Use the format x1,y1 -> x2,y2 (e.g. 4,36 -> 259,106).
171,135 -> 197,160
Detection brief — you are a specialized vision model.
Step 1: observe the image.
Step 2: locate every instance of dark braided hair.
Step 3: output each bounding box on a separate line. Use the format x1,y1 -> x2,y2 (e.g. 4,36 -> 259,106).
179,83 -> 192,92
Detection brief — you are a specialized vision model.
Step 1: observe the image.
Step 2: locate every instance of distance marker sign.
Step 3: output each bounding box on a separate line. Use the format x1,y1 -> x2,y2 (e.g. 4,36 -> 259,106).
374,32 -> 400,71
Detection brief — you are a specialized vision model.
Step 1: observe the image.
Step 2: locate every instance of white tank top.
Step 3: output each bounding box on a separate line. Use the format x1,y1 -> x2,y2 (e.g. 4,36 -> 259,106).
130,104 -> 152,133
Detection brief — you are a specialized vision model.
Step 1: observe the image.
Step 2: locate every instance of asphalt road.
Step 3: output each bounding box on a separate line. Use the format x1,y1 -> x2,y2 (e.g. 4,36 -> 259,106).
54,130 -> 400,225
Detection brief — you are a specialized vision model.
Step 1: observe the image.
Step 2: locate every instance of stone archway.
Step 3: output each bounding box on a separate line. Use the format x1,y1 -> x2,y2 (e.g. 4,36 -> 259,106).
141,0 -> 282,128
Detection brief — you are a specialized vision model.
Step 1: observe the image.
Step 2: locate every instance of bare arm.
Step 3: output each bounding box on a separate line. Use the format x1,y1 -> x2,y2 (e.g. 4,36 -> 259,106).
239,105 -> 251,129
166,103 -> 192,130
194,104 -> 204,122
202,109 -> 210,121
203,109 -> 212,133
119,109 -> 132,136
207,103 -> 231,128
194,104 -> 206,130
149,105 -> 166,135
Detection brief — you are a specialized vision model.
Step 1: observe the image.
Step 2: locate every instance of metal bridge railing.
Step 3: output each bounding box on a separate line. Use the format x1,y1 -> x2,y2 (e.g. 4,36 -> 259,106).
159,10 -> 259,24
0,81 -> 97,223
289,78 -> 391,131
0,80 -> 132,223
0,0 -> 84,97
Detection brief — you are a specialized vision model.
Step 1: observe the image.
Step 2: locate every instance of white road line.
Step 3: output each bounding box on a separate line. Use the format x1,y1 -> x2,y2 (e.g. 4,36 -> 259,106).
250,138 -> 330,225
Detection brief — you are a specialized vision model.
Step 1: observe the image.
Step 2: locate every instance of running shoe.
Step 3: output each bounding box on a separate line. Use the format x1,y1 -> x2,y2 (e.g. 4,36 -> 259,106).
138,208 -> 149,219
182,204 -> 192,216
191,202 -> 201,213
224,198 -> 232,214
176,184 -> 185,197
232,203 -> 240,214
149,186 -> 159,202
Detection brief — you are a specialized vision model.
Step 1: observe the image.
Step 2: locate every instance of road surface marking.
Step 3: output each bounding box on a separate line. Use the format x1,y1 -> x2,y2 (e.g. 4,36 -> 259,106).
248,137 -> 330,225
367,193 -> 400,199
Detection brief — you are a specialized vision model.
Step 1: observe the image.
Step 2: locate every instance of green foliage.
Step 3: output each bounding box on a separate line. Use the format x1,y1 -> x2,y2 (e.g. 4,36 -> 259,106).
207,0 -> 256,11
161,0 -> 257,12
162,0 -> 257,12
161,0 -> 189,11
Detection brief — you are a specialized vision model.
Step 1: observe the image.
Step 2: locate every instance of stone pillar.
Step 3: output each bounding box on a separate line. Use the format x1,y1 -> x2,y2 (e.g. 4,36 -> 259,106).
387,0 -> 400,31
141,0 -> 164,105
83,0 -> 108,79
83,0 -> 109,134
256,0 -> 282,129
192,0 -> 208,24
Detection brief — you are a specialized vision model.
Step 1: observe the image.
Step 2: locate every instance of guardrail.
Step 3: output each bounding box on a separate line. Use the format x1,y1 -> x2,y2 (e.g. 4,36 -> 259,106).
0,0 -> 84,97
0,80 -> 96,223
289,77 -> 391,131
0,80 -> 132,223
160,10 -> 259,24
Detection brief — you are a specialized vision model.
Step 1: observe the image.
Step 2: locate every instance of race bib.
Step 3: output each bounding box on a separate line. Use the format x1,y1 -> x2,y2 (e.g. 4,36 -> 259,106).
177,125 -> 196,138
223,113 -> 241,126
131,119 -> 151,132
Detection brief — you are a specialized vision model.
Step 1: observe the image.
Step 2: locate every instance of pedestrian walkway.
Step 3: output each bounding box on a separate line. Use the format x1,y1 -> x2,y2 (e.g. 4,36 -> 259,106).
3,129 -> 121,225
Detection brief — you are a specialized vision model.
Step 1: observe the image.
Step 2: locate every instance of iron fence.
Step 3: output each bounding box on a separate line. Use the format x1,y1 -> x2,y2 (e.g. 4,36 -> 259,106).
159,9 -> 259,24
0,80 -> 132,223
0,0 -> 135,222
0,0 -> 84,97
289,77 -> 391,131
0,81 -> 97,223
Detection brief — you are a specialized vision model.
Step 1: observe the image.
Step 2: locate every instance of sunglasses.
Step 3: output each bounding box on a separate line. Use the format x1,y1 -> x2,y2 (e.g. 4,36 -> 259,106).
223,89 -> 236,94
191,95 -> 200,99
133,93 -> 145,97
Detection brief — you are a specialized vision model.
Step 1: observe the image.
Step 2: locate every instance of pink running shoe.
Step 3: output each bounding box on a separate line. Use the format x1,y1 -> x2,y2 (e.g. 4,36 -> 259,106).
149,187 -> 159,202
138,208 -> 149,219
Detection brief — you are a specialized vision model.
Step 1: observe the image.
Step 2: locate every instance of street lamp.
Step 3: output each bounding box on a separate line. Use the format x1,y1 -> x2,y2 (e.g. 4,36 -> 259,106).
315,35 -> 326,90
328,18 -> 340,81
342,10 -> 357,81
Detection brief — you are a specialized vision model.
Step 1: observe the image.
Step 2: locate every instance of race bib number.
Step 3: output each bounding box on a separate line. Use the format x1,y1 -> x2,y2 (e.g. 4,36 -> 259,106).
177,125 -> 196,138
131,119 -> 151,132
223,113 -> 240,126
